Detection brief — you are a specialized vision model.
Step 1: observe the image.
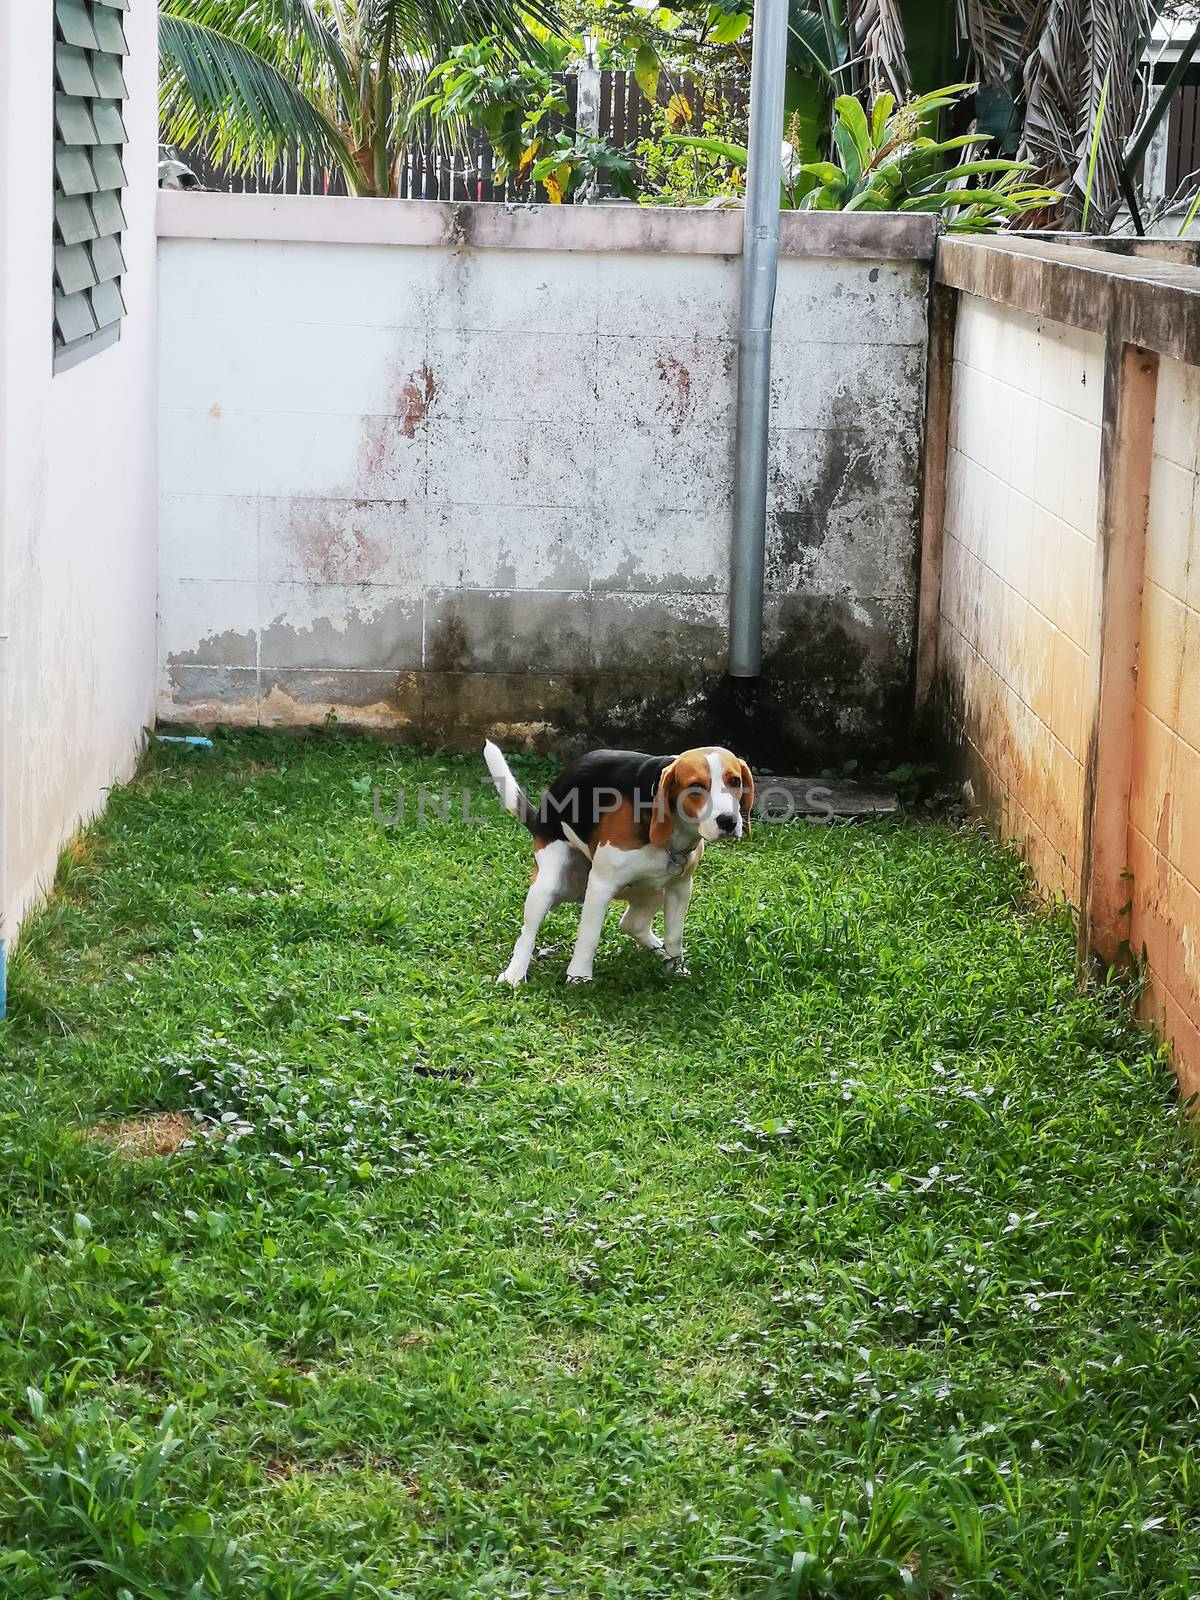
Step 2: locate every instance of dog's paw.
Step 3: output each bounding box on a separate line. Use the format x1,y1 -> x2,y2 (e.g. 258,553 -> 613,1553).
495,968 -> 526,987
565,972 -> 592,985
664,957 -> 690,977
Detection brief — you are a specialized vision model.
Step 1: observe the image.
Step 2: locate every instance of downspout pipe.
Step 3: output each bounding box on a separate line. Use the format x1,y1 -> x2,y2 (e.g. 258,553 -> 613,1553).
728,0 -> 789,678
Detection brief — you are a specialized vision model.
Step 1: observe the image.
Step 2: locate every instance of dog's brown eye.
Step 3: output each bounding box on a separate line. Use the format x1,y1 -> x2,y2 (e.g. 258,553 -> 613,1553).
728,776 -> 741,789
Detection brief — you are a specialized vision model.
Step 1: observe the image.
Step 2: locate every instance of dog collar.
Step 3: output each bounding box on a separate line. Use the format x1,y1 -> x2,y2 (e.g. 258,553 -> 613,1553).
666,844 -> 692,874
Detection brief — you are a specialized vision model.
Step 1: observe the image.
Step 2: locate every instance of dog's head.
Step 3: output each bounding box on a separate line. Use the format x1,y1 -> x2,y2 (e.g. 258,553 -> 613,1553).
649,747 -> 755,847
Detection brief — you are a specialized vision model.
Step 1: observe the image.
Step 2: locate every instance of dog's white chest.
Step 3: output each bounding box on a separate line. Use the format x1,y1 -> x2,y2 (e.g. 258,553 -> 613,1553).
590,841 -> 700,891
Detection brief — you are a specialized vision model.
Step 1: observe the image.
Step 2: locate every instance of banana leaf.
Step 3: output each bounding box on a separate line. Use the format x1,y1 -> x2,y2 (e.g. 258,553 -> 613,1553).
786,71 -> 826,171
905,82 -> 977,116
843,188 -> 889,211
796,160 -> 843,184
663,134 -> 749,165
832,120 -> 861,187
899,185 -> 1024,210
870,93 -> 895,146
909,159 -> 1029,194
833,94 -> 871,163
910,135 -> 990,157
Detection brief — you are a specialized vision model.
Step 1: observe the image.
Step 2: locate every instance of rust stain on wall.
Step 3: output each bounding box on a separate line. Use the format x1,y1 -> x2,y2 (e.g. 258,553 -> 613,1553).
292,501 -> 387,584
359,417 -> 388,478
656,354 -> 691,417
398,363 -> 436,439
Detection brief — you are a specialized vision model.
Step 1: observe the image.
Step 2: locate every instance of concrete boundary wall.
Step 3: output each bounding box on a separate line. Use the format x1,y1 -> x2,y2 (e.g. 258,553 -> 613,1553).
924,234 -> 1200,1099
157,198 -> 936,762
157,192 -> 939,260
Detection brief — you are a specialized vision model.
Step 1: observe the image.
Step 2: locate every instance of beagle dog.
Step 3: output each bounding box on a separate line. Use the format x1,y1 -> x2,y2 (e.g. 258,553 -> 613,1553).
484,742 -> 754,985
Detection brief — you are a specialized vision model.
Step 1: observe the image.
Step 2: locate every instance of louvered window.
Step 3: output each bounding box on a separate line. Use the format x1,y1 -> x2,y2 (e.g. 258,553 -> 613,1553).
53,0 -> 129,370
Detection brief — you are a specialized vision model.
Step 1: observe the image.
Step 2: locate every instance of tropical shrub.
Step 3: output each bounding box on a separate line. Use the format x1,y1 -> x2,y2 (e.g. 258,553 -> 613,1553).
415,36 -> 638,201
667,83 -> 1062,231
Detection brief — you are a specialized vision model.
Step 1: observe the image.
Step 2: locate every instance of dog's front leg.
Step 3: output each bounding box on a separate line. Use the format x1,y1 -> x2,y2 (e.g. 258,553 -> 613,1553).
565,871 -> 616,983
661,875 -> 694,974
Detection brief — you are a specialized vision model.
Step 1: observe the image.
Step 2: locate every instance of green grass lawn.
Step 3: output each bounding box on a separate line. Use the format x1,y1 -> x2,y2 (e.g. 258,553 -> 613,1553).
2,732 -> 1198,1599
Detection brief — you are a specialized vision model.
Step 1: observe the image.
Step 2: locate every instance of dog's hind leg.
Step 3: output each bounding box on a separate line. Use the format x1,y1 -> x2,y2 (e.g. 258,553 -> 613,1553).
618,889 -> 666,955
497,841 -> 571,986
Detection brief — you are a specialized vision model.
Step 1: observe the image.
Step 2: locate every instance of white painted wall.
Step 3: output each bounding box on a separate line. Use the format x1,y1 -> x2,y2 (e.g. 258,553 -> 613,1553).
157,199 -> 934,756
0,4 -> 159,972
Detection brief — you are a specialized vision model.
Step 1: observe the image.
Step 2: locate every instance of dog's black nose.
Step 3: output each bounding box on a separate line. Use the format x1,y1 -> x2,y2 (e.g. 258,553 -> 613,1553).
716,812 -> 737,834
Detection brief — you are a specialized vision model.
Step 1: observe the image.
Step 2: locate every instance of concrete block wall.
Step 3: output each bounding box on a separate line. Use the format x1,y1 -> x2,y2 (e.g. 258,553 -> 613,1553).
157,198 -> 934,760
1128,355 -> 1200,1079
931,233 -> 1200,1098
938,297 -> 1103,900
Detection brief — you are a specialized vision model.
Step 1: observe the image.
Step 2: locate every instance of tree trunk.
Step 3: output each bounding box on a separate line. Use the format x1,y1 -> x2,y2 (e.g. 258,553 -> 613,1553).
349,138 -> 382,198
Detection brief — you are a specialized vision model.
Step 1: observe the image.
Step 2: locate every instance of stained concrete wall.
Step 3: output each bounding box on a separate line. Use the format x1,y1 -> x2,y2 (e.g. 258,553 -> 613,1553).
933,239 -> 1200,1100
157,198 -> 935,759
1128,355 -> 1200,1087
938,297 -> 1103,901
0,1 -> 159,962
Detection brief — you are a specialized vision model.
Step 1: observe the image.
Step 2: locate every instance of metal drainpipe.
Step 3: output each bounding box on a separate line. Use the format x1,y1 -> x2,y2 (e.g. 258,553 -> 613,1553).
728,0 -> 789,678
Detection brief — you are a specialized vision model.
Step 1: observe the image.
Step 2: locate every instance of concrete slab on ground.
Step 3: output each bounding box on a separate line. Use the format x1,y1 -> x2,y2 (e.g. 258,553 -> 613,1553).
754,776 -> 900,821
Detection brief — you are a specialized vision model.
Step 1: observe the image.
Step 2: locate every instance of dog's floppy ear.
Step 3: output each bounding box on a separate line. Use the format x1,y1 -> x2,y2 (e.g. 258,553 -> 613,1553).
649,760 -> 679,848
738,760 -> 755,837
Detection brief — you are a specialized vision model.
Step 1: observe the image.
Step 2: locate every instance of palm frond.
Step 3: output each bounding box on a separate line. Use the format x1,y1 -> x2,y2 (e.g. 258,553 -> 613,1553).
1019,0 -> 1158,228
1081,0 -> 1158,223
1020,0 -> 1082,197
361,0 -> 562,61
956,0 -> 1039,86
159,12 -> 352,182
368,0 -> 568,172
160,0 -> 564,193
163,0 -> 352,87
849,0 -> 911,98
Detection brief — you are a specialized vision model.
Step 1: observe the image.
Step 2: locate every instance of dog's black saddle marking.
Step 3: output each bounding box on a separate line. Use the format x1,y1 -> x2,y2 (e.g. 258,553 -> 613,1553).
533,749 -> 672,845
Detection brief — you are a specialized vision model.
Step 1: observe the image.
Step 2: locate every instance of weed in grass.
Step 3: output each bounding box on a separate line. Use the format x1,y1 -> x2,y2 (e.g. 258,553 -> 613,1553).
1,730 -> 1198,1597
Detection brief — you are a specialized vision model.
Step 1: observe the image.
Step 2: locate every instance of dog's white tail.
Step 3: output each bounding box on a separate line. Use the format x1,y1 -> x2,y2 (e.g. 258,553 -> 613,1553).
483,739 -> 537,832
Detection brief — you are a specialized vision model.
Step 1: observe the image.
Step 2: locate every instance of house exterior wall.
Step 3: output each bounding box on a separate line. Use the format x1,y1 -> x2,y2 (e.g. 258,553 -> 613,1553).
938,297 -> 1104,902
156,198 -> 934,759
0,3 -> 159,970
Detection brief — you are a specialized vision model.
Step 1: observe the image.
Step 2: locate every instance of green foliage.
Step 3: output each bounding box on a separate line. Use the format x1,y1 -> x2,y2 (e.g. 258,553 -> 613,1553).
634,41 -> 662,100
665,83 -> 1062,228
1081,66 -> 1111,235
417,36 -> 638,201
1,731 -> 1199,1593
796,84 -> 1062,229
561,0 -> 753,77
158,0 -> 560,196
637,94 -> 748,204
